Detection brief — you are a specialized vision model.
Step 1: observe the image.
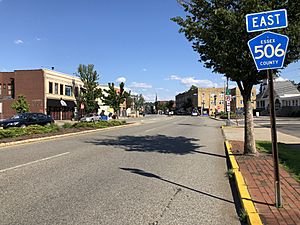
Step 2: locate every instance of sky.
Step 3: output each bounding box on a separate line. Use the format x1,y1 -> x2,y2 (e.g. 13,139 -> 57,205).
0,0 -> 299,102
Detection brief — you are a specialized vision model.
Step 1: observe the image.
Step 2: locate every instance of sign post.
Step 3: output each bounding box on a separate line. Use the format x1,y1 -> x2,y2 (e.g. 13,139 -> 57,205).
246,9 -> 289,208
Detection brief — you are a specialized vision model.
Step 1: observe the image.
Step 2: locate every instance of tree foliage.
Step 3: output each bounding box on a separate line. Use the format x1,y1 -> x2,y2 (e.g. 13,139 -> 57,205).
11,95 -> 30,113
134,94 -> 145,111
76,64 -> 102,114
102,82 -> 130,116
172,0 -> 300,154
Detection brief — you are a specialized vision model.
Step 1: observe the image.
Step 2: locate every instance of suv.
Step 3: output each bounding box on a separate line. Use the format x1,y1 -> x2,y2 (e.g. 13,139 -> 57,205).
0,113 -> 54,129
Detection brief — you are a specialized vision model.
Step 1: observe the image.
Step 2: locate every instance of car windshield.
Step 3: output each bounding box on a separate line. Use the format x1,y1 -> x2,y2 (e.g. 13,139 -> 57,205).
10,114 -> 28,119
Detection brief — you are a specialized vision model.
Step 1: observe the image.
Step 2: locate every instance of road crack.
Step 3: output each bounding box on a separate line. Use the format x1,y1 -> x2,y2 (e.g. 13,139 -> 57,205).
149,187 -> 182,225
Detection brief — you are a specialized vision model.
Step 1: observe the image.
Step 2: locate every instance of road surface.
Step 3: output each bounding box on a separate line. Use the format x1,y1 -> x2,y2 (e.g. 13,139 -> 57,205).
0,116 -> 240,225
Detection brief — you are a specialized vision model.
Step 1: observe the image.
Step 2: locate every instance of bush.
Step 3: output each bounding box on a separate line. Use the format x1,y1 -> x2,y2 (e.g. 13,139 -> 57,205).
62,123 -> 73,129
0,124 -> 59,139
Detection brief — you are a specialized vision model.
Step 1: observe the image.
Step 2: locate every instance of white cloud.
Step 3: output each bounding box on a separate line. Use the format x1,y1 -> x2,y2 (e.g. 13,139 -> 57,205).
142,68 -> 147,72
129,82 -> 152,89
116,77 -> 126,83
221,76 -> 227,80
168,75 -> 218,88
36,37 -> 41,41
275,77 -> 288,81
14,39 -> 24,44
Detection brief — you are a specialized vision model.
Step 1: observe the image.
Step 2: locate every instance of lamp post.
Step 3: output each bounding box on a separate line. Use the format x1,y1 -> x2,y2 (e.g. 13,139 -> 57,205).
214,94 -> 217,118
201,100 -> 205,115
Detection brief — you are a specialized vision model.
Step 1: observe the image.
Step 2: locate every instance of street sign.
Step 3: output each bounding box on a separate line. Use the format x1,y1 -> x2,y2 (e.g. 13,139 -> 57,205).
227,106 -> 231,112
248,31 -> 289,70
246,9 -> 287,33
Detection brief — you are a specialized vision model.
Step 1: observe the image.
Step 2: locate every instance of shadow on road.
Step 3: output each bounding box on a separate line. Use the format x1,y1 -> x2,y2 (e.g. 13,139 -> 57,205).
119,167 -> 235,204
86,134 -> 205,155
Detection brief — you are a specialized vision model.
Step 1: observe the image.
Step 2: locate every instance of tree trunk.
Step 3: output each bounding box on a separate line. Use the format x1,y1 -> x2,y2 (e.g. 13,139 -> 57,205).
243,94 -> 257,154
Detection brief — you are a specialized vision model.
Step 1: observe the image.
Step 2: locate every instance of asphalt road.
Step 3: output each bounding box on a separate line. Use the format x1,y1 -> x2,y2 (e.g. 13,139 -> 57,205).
254,116 -> 300,138
0,116 -> 240,225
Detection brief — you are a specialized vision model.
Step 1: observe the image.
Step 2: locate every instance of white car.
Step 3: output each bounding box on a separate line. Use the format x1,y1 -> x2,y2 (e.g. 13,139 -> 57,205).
191,112 -> 198,116
80,114 -> 100,122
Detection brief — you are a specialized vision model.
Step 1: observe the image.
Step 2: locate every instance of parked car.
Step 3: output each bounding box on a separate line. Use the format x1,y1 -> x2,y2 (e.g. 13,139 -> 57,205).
80,113 -> 100,122
0,113 -> 54,129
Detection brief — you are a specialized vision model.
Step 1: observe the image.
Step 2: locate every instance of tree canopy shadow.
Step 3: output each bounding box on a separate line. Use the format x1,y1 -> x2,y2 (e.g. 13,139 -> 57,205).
86,134 -> 205,155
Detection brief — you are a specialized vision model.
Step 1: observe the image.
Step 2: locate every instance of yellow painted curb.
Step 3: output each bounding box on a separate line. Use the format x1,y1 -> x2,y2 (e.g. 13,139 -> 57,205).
224,140 -> 263,225
0,122 -> 141,149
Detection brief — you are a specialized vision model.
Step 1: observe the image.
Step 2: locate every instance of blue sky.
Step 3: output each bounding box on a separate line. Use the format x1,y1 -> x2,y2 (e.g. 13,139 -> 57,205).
0,0 -> 299,101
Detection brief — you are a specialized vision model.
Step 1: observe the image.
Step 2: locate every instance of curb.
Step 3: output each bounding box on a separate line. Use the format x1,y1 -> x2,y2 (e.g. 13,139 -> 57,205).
0,122 -> 141,149
224,139 -> 263,225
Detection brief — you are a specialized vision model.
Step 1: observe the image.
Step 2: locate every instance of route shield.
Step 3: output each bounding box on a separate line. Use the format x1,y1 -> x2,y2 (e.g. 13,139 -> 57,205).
248,31 -> 289,70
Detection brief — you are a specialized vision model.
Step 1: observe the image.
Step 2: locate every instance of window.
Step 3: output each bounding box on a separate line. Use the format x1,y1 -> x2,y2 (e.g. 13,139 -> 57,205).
296,100 -> 298,106
292,100 -> 295,106
65,85 -> 72,96
54,83 -> 58,94
240,100 -> 243,105
60,84 -> 64,95
219,100 -> 224,105
74,87 -> 79,98
0,84 -> 2,95
7,84 -> 11,96
49,82 -> 53,94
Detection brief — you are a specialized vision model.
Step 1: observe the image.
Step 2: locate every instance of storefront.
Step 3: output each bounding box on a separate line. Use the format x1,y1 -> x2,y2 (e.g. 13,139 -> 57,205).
47,99 -> 76,120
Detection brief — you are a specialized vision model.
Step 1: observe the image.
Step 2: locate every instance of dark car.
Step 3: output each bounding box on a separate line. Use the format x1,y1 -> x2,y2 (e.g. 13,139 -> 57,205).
0,113 -> 54,129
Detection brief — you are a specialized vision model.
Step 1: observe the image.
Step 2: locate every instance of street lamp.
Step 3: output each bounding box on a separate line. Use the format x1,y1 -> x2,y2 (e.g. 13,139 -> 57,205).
214,94 -> 217,118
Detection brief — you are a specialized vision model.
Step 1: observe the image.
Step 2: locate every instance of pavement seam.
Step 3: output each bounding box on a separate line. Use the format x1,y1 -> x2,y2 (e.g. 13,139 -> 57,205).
0,122 -> 141,149
224,139 -> 263,225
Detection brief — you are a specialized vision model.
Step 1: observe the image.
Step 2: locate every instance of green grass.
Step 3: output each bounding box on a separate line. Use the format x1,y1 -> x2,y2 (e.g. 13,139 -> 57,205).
256,141 -> 300,182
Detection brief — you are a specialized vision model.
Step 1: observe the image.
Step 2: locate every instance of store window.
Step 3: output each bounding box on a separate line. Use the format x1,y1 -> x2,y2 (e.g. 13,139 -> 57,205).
54,83 -> 58,94
65,85 -> 72,96
49,82 -> 53,94
60,84 -> 64,95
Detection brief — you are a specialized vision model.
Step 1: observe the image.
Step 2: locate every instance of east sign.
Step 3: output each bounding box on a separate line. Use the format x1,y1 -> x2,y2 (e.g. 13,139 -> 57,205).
246,9 -> 287,32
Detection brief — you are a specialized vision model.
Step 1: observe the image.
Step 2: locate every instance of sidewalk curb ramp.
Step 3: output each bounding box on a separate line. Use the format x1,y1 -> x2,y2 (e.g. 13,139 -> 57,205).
0,122 -> 141,149
222,126 -> 263,225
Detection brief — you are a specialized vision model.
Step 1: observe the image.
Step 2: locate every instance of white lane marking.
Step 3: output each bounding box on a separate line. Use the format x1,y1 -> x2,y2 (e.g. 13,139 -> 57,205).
0,152 -> 70,173
144,128 -> 157,132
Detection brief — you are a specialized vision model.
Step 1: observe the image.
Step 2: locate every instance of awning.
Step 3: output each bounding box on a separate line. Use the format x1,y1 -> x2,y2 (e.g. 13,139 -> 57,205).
47,99 -> 77,108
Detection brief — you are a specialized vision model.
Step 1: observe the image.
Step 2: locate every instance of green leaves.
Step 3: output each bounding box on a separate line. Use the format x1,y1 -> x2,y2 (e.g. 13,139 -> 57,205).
101,82 -> 130,115
11,95 -> 30,113
76,64 -> 102,114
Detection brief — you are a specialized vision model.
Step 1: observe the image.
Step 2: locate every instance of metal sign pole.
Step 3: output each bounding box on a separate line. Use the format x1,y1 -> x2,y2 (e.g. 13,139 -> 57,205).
267,69 -> 282,208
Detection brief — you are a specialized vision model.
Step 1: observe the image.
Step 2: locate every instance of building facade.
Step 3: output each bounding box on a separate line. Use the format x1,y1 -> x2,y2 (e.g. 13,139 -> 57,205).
230,87 -> 256,113
256,79 -> 300,116
175,86 -> 256,115
0,69 -> 83,120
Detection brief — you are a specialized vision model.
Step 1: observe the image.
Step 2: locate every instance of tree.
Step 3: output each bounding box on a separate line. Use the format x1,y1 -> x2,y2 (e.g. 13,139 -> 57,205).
172,1 -> 300,154
102,82 -> 130,117
134,94 -> 145,112
166,100 -> 175,111
76,64 -> 102,114
11,95 -> 30,113
183,97 -> 193,112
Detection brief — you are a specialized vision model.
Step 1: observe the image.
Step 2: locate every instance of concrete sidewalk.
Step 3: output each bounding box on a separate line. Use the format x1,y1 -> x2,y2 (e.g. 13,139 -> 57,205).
223,126 -> 300,225
224,126 -> 300,144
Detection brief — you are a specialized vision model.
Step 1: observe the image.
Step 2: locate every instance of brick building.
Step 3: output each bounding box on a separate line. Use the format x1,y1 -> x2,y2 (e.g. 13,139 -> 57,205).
0,69 -> 83,120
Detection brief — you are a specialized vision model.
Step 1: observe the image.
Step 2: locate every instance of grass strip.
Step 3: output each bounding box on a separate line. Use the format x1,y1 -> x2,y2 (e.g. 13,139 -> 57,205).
256,140 -> 300,182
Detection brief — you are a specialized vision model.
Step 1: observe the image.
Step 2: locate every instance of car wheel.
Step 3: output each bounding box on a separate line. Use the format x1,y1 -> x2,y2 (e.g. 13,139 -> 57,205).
20,124 -> 26,128
46,122 -> 51,126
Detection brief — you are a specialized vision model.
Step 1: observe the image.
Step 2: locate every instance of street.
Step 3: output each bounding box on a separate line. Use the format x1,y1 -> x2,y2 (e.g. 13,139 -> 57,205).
0,116 -> 240,225
254,116 -> 300,138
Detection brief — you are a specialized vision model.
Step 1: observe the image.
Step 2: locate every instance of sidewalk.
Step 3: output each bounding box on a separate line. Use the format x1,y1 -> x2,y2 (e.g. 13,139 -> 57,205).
223,126 -> 300,225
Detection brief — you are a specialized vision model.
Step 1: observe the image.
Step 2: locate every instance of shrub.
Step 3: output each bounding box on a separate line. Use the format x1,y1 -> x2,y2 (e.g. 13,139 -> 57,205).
62,123 -> 73,129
